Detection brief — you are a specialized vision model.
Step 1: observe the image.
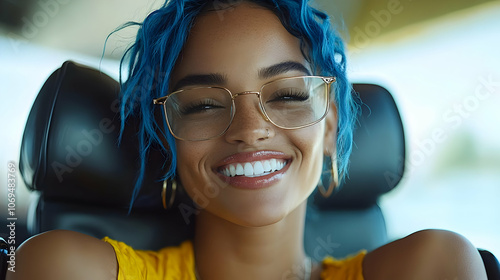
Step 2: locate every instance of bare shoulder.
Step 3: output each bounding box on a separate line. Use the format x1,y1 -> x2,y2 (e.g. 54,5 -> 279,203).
6,230 -> 117,280
363,229 -> 487,280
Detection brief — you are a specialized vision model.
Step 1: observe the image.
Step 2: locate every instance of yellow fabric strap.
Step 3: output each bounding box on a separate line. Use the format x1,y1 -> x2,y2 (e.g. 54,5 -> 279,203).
103,237 -> 365,280
103,237 -> 195,280
321,251 -> 366,280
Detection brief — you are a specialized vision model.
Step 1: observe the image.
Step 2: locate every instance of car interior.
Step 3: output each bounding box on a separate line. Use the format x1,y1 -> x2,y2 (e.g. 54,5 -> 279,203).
0,61 -> 499,279
1,0 -> 500,279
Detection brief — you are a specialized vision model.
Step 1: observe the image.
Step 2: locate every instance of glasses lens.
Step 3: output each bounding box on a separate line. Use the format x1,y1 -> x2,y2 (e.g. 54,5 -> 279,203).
261,77 -> 330,129
164,88 -> 233,140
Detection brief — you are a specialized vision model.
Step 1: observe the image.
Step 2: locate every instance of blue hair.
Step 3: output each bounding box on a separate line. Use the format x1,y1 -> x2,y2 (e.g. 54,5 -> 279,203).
119,0 -> 359,209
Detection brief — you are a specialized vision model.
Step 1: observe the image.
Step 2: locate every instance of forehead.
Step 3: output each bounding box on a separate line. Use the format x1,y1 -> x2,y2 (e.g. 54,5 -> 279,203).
171,3 -> 307,86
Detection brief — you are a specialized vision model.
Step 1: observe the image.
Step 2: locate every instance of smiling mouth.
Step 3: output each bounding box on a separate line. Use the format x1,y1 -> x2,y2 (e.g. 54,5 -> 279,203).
219,159 -> 288,178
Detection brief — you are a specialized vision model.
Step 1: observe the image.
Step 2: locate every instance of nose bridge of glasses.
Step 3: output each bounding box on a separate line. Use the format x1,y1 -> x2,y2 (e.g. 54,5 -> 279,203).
232,91 -> 260,98
231,91 -> 270,122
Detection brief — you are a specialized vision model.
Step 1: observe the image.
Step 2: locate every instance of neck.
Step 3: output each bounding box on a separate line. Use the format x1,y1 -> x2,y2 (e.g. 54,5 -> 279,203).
193,201 -> 313,280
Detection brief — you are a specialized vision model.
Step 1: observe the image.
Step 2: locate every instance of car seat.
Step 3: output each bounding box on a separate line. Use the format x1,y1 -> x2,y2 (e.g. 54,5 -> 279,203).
1,61 -> 498,279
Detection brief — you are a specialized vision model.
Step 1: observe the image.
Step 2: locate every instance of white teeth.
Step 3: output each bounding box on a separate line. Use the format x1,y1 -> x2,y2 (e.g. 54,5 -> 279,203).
244,163 -> 253,176
263,160 -> 271,172
270,159 -> 277,171
221,159 -> 287,177
254,161 -> 264,175
235,163 -> 244,176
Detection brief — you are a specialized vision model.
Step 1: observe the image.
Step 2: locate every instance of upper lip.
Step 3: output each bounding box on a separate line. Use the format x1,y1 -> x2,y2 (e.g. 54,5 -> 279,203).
214,150 -> 290,171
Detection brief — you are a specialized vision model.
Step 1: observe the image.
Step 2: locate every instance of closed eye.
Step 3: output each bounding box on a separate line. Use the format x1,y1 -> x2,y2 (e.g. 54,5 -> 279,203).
267,88 -> 310,102
180,99 -> 226,115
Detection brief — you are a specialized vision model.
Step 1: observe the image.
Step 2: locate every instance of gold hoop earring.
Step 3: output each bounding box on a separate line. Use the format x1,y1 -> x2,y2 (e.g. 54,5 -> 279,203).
318,154 -> 339,198
162,178 -> 177,209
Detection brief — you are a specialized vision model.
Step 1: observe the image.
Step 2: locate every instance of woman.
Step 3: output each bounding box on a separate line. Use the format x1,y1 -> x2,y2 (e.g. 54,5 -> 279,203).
9,0 -> 487,279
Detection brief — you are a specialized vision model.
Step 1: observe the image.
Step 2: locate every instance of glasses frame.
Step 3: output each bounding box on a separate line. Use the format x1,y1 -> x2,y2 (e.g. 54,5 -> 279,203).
153,75 -> 336,141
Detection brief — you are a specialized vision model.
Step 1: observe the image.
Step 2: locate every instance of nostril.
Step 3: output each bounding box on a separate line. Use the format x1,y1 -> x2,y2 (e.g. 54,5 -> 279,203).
225,126 -> 273,146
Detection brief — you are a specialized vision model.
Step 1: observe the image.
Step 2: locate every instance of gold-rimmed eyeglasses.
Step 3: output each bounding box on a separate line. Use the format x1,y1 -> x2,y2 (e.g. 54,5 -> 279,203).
153,76 -> 336,141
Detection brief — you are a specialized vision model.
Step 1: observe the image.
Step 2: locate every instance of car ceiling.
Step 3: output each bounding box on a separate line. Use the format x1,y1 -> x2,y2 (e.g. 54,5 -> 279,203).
0,0 -> 496,59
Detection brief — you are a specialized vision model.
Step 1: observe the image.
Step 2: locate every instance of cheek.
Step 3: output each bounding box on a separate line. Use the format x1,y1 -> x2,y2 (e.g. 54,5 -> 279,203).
175,141 -> 206,186
175,141 -> 228,207
291,124 -> 325,185
175,142 -> 213,208
298,122 -> 325,157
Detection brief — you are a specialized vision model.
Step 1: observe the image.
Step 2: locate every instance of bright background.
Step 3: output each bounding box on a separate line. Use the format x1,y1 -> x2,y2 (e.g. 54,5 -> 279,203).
1,0 -> 499,257
347,2 -> 500,257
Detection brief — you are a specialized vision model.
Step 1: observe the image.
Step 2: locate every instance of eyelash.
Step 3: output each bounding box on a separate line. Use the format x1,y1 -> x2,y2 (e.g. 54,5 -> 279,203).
268,89 -> 310,102
180,100 -> 225,115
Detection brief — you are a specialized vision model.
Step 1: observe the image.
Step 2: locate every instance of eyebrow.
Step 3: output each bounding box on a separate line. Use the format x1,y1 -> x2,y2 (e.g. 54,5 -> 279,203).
173,73 -> 226,91
258,61 -> 311,79
173,61 -> 311,90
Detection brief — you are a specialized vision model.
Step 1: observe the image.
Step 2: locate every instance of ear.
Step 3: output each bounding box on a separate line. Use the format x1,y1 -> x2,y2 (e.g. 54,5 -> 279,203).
323,103 -> 338,155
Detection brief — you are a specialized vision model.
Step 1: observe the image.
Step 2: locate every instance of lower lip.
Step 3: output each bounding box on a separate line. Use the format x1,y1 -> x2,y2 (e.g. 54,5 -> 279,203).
216,162 -> 290,189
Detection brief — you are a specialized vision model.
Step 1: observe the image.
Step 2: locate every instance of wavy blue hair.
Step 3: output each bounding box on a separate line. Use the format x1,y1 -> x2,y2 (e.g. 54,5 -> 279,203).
118,0 -> 359,209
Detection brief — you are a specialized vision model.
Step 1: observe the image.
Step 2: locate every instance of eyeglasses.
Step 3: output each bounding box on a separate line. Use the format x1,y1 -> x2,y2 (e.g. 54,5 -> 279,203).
153,76 -> 336,141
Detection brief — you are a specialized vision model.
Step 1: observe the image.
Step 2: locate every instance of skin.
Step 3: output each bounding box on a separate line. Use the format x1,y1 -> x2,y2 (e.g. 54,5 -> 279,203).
172,5 -> 328,229
170,4 -> 334,279
6,3 -> 488,280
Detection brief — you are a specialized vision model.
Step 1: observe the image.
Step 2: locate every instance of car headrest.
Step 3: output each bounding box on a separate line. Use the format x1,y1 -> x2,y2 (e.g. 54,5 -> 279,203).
314,83 -> 405,210
19,61 -> 405,211
19,61 -> 167,209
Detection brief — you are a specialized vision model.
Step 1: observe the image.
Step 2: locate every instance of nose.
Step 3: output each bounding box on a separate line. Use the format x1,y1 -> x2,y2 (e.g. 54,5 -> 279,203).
224,94 -> 273,145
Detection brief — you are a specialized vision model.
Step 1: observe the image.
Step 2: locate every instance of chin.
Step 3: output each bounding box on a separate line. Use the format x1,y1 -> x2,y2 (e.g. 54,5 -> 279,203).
224,210 -> 289,228
215,194 -> 303,228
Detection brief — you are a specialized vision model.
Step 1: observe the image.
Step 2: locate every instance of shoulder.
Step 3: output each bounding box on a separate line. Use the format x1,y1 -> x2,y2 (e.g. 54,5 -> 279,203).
363,229 -> 487,280
6,230 -> 117,280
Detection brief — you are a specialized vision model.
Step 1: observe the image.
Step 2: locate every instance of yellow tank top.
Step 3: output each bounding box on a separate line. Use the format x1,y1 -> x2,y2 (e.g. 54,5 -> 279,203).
103,237 -> 365,280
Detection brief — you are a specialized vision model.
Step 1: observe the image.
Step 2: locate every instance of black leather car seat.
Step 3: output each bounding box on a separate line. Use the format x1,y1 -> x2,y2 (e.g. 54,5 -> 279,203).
1,61 -> 497,279
17,61 -> 404,257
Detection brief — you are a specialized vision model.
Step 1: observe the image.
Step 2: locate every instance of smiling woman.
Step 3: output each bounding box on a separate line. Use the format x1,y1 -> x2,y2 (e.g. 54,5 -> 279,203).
166,5 -> 336,230
6,0 -> 489,280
